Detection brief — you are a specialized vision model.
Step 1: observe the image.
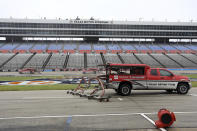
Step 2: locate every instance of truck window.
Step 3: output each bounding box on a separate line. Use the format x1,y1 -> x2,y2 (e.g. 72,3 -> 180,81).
150,69 -> 158,76
159,69 -> 173,76
110,67 -> 130,75
130,66 -> 145,75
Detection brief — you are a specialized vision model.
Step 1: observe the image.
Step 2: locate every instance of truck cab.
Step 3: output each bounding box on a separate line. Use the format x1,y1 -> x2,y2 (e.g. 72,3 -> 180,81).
105,63 -> 191,96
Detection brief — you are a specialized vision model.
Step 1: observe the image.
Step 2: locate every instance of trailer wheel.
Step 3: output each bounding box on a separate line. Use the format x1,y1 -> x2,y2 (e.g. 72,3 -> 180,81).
118,84 -> 131,96
177,83 -> 189,94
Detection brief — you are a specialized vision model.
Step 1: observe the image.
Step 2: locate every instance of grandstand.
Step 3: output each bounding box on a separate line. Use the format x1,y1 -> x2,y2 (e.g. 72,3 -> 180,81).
0,18 -> 197,72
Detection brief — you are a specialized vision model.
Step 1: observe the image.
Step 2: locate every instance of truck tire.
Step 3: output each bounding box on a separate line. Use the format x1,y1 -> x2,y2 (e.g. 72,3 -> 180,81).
118,84 -> 131,96
177,83 -> 189,94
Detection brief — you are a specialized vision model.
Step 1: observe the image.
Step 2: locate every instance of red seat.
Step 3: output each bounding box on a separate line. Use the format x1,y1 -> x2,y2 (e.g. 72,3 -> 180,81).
0,50 -> 9,53
63,50 -> 75,53
169,50 -> 181,53
79,50 -> 91,54
140,50 -> 152,53
47,50 -> 59,53
111,50 -> 122,54
125,50 -> 138,53
155,50 -> 167,53
95,50 -> 107,54
30,50 -> 43,53
13,50 -> 27,53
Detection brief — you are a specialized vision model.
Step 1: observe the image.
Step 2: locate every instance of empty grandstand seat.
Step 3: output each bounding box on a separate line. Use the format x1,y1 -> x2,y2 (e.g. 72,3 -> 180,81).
63,44 -> 76,53
30,44 -> 47,53
67,54 -> 84,69
87,54 -> 103,68
172,44 -> 192,53
184,44 -> 197,53
167,54 -> 197,68
121,44 -> 137,53
0,43 -> 18,53
159,44 -> 181,53
107,44 -> 122,53
104,54 -> 122,63
133,44 -> 152,53
120,54 -> 141,64
0,53 -> 14,68
13,44 -> 33,53
151,54 -> 182,68
79,44 -> 91,53
147,44 -> 166,53
3,54 -> 32,71
94,44 -> 107,54
47,44 -> 63,53
45,54 -> 67,70
24,54 -> 49,70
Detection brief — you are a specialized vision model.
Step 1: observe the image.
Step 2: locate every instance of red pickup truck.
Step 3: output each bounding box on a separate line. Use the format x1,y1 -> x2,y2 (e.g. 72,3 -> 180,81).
104,63 -> 191,96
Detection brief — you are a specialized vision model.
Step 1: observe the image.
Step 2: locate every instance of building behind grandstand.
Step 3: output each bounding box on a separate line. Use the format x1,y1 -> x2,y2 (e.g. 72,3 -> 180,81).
0,18 -> 197,72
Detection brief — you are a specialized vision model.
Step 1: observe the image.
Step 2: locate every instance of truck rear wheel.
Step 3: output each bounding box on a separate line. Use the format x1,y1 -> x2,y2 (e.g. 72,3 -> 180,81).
118,84 -> 131,96
177,83 -> 189,94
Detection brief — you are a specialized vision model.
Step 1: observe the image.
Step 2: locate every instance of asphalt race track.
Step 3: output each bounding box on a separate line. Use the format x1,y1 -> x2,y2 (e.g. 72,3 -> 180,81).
0,88 -> 197,131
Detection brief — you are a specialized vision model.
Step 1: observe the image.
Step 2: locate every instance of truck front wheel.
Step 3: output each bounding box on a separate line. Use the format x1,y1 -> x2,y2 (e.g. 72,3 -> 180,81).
177,83 -> 189,94
118,84 -> 131,96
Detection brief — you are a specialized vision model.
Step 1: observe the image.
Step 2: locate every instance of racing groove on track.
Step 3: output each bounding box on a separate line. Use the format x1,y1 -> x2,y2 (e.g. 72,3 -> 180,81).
0,89 -> 197,131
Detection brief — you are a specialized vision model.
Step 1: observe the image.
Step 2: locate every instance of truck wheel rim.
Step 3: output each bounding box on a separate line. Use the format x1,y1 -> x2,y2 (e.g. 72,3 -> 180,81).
122,87 -> 129,94
180,85 -> 187,93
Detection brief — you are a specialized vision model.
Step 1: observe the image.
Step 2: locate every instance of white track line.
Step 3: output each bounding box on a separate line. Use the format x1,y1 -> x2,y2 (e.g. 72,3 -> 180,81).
0,113 -> 146,120
0,111 -> 197,120
118,98 -> 123,101
140,114 -> 167,131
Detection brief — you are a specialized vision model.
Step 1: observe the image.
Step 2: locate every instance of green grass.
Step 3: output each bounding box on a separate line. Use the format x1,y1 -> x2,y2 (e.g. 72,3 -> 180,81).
191,81 -> 197,87
183,74 -> 197,79
0,76 -> 64,81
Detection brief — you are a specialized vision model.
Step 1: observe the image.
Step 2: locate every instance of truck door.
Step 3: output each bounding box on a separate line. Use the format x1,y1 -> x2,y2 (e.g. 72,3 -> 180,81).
147,69 -> 160,89
131,66 -> 147,89
158,69 -> 177,89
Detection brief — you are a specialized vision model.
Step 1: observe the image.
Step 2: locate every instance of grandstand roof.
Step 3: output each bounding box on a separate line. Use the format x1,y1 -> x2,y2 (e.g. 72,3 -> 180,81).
0,18 -> 197,26
1,18 -> 197,42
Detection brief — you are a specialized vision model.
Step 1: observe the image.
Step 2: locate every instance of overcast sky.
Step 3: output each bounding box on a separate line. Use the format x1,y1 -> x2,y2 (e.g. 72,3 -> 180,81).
0,0 -> 197,22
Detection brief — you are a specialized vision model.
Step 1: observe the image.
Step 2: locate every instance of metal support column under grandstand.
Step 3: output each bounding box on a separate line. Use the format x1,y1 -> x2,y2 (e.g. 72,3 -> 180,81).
100,52 -> 106,65
163,53 -> 184,68
84,53 -> 87,69
133,53 -> 143,64
20,52 -> 37,69
177,53 -> 197,66
41,53 -> 52,71
117,53 -> 125,64
147,53 -> 166,68
0,52 -> 19,69
63,53 -> 70,70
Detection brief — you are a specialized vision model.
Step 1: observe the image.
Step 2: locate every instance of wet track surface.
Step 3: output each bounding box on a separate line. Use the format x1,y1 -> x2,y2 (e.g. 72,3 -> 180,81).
0,89 -> 197,131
